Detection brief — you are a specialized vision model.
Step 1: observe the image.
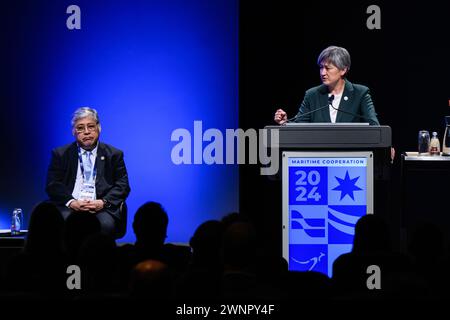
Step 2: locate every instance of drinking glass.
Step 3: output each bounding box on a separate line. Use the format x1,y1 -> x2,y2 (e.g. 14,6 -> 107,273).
418,130 -> 430,155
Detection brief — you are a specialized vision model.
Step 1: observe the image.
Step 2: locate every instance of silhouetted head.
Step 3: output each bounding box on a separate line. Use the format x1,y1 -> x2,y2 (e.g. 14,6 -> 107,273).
352,214 -> 391,254
25,201 -> 65,254
79,233 -> 117,292
64,211 -> 101,260
222,221 -> 257,270
133,202 -> 168,246
129,259 -> 172,298
79,233 -> 117,269
190,220 -> 224,264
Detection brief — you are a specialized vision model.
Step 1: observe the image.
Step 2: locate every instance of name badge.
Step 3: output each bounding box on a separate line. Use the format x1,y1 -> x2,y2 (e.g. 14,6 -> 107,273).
79,182 -> 96,201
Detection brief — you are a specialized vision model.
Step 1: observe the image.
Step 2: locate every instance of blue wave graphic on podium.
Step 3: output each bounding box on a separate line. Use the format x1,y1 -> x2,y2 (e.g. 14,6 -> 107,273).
328,205 -> 366,244
291,210 -> 325,238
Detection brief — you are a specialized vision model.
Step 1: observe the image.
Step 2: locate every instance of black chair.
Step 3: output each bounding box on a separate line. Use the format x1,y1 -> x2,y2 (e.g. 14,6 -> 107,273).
115,202 -> 128,239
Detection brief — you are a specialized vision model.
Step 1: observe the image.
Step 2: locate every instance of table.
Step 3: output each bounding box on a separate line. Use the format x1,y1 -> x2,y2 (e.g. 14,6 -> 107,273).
0,229 -> 27,248
400,152 -> 450,245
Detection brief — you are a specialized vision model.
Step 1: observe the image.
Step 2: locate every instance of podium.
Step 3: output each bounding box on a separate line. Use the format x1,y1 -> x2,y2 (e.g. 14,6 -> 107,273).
264,124 -> 392,277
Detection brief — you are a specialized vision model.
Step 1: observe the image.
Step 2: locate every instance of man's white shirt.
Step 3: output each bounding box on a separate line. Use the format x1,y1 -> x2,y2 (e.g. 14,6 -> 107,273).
66,144 -> 98,207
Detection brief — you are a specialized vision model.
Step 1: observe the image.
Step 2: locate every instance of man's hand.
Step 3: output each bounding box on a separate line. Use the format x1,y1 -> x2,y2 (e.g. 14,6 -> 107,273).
274,109 -> 288,125
69,199 -> 104,213
81,200 -> 105,213
69,200 -> 90,212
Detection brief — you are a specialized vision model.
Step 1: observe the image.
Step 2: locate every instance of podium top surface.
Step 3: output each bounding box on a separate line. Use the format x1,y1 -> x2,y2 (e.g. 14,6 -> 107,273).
282,122 -> 370,127
264,124 -> 392,149
403,152 -> 450,161
0,229 -> 28,237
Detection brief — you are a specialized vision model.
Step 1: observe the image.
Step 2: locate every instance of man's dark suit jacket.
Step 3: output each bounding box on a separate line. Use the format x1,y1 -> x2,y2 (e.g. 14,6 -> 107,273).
294,79 -> 380,125
46,142 -> 131,222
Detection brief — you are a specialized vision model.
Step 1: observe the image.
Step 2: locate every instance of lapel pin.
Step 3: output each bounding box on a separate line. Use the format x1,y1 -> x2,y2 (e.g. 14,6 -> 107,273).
344,96 -> 348,101
101,156 -> 105,161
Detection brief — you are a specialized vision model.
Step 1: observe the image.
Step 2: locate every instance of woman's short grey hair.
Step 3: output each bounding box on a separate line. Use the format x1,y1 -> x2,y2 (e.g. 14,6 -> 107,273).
71,107 -> 101,131
317,46 -> 351,73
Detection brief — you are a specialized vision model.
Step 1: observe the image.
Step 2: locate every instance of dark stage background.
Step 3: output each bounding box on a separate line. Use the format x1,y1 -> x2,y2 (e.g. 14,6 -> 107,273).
239,0 -> 450,254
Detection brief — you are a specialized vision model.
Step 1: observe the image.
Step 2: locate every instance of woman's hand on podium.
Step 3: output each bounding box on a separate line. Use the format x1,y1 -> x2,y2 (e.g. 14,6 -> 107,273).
274,109 -> 288,125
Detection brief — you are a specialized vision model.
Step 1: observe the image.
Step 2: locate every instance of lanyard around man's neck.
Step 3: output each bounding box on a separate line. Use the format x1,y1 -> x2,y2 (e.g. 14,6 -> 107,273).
77,145 -> 97,183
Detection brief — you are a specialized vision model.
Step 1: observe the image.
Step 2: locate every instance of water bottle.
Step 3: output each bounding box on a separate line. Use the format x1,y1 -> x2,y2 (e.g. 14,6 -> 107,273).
442,116 -> 450,156
430,132 -> 441,156
11,208 -> 23,235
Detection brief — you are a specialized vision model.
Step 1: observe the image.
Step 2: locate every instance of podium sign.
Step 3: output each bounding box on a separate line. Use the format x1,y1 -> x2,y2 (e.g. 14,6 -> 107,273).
282,151 -> 374,277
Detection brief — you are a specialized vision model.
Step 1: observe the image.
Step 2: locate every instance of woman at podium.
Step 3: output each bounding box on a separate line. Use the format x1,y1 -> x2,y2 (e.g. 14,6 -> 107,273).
274,46 -> 380,126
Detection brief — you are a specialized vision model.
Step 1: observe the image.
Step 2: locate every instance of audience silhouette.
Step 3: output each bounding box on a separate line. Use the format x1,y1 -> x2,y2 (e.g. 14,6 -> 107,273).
407,221 -> 448,297
175,220 -> 224,300
64,211 -> 102,264
5,201 -> 67,295
129,259 -> 173,299
116,202 -> 191,290
78,233 -> 118,294
332,214 -> 412,298
0,201 -> 448,305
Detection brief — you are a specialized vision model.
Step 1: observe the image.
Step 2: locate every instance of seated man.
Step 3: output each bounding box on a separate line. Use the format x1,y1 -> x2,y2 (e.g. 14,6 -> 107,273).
46,107 -> 131,237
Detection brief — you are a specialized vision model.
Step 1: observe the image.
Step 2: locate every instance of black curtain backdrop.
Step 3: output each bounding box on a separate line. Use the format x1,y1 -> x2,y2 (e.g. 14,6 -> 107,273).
239,0 -> 450,255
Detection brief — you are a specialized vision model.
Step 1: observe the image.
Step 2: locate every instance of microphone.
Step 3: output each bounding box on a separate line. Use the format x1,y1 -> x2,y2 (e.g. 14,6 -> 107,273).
328,99 -> 373,123
285,95 -> 335,123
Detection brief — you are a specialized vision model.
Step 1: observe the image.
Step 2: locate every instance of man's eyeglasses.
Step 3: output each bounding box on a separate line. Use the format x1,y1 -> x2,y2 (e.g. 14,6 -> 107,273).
75,124 -> 98,133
